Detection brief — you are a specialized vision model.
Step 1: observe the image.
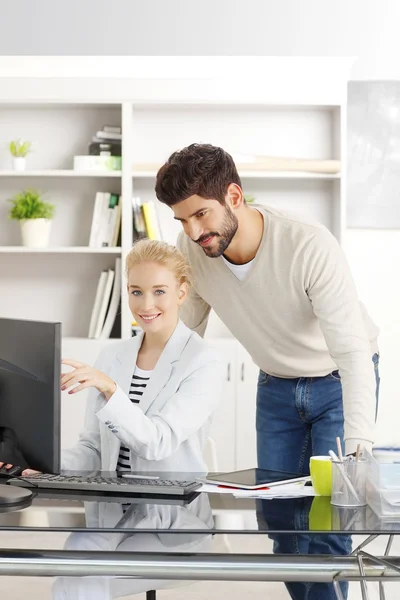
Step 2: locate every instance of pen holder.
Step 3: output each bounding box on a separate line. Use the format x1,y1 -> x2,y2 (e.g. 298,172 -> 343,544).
331,458 -> 368,507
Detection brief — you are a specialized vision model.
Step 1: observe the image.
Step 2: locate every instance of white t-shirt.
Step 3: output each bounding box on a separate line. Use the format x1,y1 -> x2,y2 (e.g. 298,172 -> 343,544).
222,255 -> 255,281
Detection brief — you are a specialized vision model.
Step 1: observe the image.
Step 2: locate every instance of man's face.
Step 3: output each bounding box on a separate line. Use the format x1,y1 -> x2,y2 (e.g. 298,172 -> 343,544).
172,195 -> 238,258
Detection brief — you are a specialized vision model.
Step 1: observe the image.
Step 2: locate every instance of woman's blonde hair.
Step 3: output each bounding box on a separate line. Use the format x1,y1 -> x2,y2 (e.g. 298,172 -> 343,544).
125,239 -> 193,290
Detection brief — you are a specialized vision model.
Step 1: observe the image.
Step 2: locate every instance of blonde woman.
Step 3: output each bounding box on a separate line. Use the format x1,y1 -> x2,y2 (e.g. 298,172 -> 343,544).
45,240 -> 222,600
58,239 -> 224,475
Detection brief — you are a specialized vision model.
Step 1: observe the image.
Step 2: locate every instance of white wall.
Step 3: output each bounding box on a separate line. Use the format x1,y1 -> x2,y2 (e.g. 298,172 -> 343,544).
0,0 -> 399,71
344,231 -> 400,445
347,50 -> 400,447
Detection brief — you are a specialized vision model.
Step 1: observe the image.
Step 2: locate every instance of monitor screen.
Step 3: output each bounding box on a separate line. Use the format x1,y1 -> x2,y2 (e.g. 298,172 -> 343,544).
0,318 -> 61,473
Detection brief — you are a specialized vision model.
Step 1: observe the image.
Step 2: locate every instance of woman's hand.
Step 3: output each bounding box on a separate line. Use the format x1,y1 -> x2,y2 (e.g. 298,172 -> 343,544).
61,359 -> 117,401
0,463 -> 41,476
0,461 -> 13,470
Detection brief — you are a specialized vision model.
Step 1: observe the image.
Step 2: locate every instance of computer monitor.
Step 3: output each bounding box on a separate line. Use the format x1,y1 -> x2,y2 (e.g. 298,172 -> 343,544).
0,318 -> 61,473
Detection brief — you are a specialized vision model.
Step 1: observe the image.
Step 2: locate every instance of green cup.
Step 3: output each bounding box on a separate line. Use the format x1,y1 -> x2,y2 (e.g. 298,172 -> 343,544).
309,455 -> 332,496
309,496 -> 332,531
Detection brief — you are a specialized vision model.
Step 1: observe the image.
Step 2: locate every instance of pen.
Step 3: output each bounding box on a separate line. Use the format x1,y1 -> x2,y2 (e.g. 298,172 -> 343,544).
356,444 -> 361,463
336,437 -> 344,462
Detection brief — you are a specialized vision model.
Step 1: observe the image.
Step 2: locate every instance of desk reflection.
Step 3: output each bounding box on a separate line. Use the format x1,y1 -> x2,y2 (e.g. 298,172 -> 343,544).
52,494 -> 213,600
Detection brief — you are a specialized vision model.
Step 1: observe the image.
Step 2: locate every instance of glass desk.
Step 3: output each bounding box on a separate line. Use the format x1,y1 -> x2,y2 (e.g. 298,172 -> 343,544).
0,479 -> 400,600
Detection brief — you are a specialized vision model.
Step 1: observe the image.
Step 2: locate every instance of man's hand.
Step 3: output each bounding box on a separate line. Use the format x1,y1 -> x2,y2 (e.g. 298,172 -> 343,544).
61,359 -> 117,401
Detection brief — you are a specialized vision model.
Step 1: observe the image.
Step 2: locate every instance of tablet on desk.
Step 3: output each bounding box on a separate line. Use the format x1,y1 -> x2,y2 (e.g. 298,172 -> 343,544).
204,468 -> 309,490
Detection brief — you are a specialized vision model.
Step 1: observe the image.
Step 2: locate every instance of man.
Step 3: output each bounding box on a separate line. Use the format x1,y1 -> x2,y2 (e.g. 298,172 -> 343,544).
155,143 -> 380,600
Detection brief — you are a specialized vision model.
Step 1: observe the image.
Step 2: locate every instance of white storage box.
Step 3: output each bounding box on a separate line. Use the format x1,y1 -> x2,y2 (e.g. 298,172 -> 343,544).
367,448 -> 400,520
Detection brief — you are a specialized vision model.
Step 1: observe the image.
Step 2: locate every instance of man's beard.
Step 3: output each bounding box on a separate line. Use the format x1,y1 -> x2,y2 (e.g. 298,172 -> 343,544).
196,207 -> 238,258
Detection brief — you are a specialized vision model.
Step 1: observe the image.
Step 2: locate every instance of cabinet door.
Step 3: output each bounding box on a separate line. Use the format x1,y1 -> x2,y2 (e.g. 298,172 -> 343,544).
206,339 -> 237,472
236,344 -> 259,470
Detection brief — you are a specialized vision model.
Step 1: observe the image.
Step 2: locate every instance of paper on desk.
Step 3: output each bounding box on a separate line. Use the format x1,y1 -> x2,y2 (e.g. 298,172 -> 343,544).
198,481 -> 318,498
233,482 -> 318,499
198,483 -> 239,494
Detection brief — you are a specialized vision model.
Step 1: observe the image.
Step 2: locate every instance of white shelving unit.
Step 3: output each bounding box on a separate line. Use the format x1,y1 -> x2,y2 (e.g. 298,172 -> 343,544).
0,99 -> 346,340
0,246 -> 122,253
131,170 -> 340,180
0,170 -> 122,177
0,65 -> 351,469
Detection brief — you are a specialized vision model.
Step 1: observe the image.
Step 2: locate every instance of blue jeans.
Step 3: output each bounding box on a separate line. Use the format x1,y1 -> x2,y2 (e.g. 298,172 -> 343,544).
256,353 -> 380,600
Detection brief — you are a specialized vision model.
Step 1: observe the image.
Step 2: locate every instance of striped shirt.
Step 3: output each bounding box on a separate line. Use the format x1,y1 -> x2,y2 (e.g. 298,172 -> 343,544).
116,365 -> 153,472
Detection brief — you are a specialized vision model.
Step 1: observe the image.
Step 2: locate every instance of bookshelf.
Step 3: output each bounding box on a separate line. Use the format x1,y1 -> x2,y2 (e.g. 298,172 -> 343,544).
0,79 -> 348,344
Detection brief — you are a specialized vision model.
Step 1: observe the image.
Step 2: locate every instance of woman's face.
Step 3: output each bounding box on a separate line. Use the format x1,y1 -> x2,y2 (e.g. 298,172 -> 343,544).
127,261 -> 187,334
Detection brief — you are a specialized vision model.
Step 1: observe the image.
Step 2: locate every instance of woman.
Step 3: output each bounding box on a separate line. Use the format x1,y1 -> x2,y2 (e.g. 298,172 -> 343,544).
60,238 -> 224,475
1,241 -> 223,477
48,239 -> 223,599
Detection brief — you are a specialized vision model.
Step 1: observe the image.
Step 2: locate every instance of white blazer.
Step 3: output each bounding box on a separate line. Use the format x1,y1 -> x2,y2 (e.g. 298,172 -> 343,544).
62,320 -> 223,474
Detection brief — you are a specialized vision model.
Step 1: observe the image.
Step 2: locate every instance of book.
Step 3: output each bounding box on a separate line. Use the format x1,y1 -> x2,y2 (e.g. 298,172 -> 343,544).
102,125 -> 122,134
73,155 -> 121,171
98,193 -> 111,247
93,269 -> 115,338
104,193 -> 119,247
88,192 -> 104,247
88,271 -> 109,338
89,140 -> 121,156
110,299 -> 122,338
88,193 -> 121,248
142,202 -> 161,239
100,257 -> 122,339
111,201 -> 122,247
132,197 -> 146,240
95,130 -> 122,141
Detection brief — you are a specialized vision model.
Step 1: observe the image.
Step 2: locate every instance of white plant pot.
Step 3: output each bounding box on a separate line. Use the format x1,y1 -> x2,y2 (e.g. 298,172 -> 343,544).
12,157 -> 26,171
20,219 -> 52,248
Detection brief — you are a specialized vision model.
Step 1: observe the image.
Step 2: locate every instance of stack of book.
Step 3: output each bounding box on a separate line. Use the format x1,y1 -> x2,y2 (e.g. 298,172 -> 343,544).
73,125 -> 122,171
89,192 -> 122,248
88,257 -> 121,339
89,125 -> 122,158
132,197 -> 161,241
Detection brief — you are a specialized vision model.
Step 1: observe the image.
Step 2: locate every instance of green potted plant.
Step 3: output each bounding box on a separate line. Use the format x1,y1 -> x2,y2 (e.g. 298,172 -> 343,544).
8,189 -> 55,248
9,138 -> 32,171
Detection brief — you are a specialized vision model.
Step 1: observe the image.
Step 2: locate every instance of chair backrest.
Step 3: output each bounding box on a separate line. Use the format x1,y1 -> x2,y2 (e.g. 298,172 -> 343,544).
203,437 -> 218,472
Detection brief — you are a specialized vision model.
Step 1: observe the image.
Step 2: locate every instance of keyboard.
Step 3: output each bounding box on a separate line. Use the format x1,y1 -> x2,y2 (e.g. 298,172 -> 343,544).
9,473 -> 201,497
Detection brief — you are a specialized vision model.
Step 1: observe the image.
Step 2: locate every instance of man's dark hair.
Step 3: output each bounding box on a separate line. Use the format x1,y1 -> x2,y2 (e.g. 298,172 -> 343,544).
155,143 -> 242,206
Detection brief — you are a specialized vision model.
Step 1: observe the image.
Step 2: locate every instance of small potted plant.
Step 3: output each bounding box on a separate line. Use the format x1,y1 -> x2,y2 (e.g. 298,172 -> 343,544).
9,138 -> 32,171
8,189 -> 55,248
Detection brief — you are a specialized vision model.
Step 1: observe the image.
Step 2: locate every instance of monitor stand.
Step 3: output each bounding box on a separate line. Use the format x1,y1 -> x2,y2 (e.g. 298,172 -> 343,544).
0,483 -> 32,507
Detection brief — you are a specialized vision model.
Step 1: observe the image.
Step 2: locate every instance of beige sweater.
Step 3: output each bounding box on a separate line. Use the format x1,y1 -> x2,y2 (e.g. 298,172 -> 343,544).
177,205 -> 379,455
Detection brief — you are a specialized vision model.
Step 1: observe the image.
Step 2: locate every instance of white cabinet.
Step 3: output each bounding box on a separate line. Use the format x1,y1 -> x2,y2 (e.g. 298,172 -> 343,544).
204,338 -> 262,472
236,345 -> 260,470
207,339 -> 237,472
